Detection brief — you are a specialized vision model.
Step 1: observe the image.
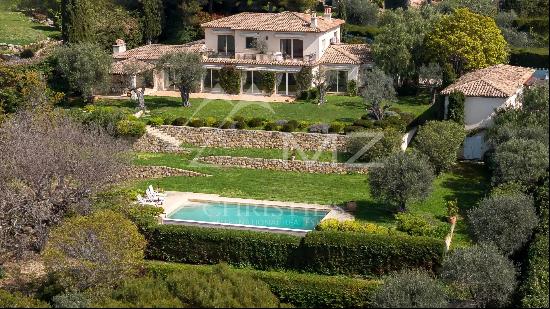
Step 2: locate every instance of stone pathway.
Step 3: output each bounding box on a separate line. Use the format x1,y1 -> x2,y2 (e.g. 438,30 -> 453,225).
134,126 -> 186,153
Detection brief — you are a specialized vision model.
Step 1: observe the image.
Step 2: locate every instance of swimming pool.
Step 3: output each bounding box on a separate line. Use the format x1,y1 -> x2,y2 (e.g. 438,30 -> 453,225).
165,201 -> 330,232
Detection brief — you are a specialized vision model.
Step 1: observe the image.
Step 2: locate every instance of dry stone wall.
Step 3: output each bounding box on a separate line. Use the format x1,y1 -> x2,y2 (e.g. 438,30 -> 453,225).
157,125 -> 350,151
120,165 -> 209,180
198,156 -> 370,174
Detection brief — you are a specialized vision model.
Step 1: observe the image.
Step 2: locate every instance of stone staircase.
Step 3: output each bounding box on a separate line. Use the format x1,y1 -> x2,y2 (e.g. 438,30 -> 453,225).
133,126 -> 186,153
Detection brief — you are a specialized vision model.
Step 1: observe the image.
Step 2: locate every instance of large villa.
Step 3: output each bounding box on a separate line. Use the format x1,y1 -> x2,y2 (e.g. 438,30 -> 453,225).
110,8 -> 373,96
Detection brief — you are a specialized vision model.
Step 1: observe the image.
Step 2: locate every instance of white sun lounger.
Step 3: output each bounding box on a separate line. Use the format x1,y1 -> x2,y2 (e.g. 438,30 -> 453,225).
148,185 -> 167,197
136,194 -> 157,206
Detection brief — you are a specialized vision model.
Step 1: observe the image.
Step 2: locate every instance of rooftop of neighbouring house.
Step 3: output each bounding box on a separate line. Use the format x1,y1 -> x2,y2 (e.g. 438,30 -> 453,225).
441,64 -> 536,98
113,40 -> 207,60
200,11 -> 345,33
110,58 -> 156,75
319,44 -> 373,65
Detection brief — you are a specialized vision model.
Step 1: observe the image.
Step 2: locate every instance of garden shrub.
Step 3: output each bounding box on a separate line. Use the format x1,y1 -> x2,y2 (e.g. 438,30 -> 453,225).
219,65 -> 241,95
347,128 -> 402,162
316,218 -> 392,235
447,91 -> 465,124
280,120 -> 299,132
204,116 -> 217,127
143,224 -> 302,270
232,115 -> 245,123
188,118 -> 205,128
440,243 -> 517,308
0,290 -> 49,308
491,138 -> 549,186
300,231 -> 445,276
143,225 -> 445,276
414,120 -> 466,173
344,125 -> 366,134
93,276 -> 184,308
369,152 -> 435,211
328,121 -> 345,133
264,121 -> 279,131
307,87 -> 319,101
163,116 -> 175,125
247,117 -> 266,128
395,213 -> 449,239
373,269 -> 448,308
307,123 -> 330,134
115,119 -> 146,137
166,264 -> 280,308
510,48 -> 549,68
171,117 -> 188,126
259,71 -> 276,95
147,116 -> 164,127
52,293 -> 90,308
296,67 -> 313,96
43,210 -> 147,291
520,232 -> 549,308
20,48 -> 35,59
234,120 -> 247,129
346,79 -> 358,97
467,194 -> 539,255
353,118 -> 374,129
146,261 -> 381,308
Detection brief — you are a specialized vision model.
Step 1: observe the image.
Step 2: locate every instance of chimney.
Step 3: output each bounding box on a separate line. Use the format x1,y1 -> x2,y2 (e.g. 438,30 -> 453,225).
324,7 -> 332,21
113,39 -> 126,55
311,12 -> 318,28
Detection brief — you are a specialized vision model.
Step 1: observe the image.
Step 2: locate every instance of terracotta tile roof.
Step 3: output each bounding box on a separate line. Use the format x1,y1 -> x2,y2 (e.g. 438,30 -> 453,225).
441,64 -> 535,98
111,58 -> 155,75
113,40 -> 206,60
201,12 -> 344,33
319,44 -> 373,65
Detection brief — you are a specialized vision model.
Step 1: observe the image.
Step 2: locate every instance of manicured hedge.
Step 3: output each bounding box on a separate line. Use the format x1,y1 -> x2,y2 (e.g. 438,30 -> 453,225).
510,48 -> 549,68
144,225 -> 445,277
300,231 -> 445,276
145,261 -> 381,308
520,232 -> 549,308
143,224 -> 302,270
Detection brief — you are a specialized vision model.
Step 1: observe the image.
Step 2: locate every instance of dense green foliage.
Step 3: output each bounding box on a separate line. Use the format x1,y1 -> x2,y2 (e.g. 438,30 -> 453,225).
468,194 -> 538,255
219,65 -> 241,95
295,66 -> 313,96
510,47 -> 550,68
71,105 -> 145,137
53,43 -> 112,100
140,0 -> 163,43
369,152 -> 435,211
440,244 -> 517,308
144,224 -> 444,276
43,210 -> 146,291
259,71 -> 276,95
414,120 -> 465,173
146,261 -> 381,308
395,213 -> 449,239
491,138 -> 549,186
373,269 -> 448,308
446,91 -> 464,124
347,128 -> 402,162
520,232 -> 549,308
0,290 -> 49,308
316,218 -> 393,235
426,8 -> 508,74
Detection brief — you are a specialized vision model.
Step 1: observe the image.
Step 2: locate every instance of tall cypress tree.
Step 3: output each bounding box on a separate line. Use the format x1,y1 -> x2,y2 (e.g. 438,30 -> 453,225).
140,0 -> 163,44
61,0 -> 93,43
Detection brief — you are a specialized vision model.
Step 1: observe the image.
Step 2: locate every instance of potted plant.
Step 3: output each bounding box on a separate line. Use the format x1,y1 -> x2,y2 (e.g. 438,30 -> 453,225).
253,37 -> 269,61
446,200 -> 459,225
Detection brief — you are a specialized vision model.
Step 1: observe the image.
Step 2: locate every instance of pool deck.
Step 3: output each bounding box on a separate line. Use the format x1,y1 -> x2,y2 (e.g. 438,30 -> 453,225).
158,191 -> 354,234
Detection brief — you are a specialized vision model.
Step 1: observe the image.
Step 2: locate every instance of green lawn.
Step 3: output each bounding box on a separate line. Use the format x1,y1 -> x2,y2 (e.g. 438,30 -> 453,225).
0,8 -> 60,45
96,93 -> 431,124
131,152 -> 489,245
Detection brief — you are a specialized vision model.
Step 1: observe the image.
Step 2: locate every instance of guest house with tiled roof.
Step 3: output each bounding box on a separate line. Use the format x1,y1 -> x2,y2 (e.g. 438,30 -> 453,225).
110,8 -> 373,96
440,64 -> 536,160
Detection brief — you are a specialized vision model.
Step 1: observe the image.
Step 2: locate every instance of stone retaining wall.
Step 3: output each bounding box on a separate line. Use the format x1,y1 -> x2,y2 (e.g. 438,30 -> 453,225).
120,165 -> 209,180
157,125 -> 350,151
198,156 -> 370,174
133,132 -> 187,153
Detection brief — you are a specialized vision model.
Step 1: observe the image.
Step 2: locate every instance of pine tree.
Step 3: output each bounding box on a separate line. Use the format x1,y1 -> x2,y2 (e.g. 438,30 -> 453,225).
140,0 -> 163,44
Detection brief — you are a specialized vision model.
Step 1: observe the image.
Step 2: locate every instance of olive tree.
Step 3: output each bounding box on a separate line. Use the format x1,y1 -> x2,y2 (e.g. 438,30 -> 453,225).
414,120 -> 465,174
54,43 -> 112,101
373,269 -> 448,308
491,138 -> 549,186
468,194 -> 539,255
44,210 -> 146,291
157,52 -> 205,107
361,68 -> 396,120
0,111 -> 128,262
440,244 -> 517,308
369,152 -> 435,211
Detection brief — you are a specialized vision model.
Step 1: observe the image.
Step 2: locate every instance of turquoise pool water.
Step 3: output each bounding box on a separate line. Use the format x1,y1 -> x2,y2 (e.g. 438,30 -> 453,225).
167,202 -> 329,231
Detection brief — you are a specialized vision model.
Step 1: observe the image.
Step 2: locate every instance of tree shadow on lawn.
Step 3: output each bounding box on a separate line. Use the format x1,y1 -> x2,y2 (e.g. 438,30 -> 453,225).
144,96 -> 191,109
440,163 -> 490,215
354,200 -> 395,225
